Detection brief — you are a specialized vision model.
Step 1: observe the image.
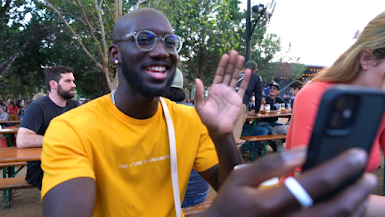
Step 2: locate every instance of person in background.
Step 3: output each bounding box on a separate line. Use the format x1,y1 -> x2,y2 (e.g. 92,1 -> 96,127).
283,11 -> 385,216
7,100 -> 19,122
270,80 -> 304,152
16,66 -> 78,190
233,61 -> 263,140
288,80 -> 304,110
32,92 -> 46,101
163,68 -> 210,207
0,107 -> 9,128
257,82 -> 290,135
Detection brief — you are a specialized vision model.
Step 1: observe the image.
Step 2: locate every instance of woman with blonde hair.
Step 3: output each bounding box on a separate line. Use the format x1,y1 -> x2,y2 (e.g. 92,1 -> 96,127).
284,11 -> 385,216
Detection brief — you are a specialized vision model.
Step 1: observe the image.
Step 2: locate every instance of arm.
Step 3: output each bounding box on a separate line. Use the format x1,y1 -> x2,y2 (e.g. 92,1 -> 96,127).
43,178 -> 95,217
41,119 -> 95,216
254,75 -> 262,114
16,127 -> 44,148
195,51 -> 250,189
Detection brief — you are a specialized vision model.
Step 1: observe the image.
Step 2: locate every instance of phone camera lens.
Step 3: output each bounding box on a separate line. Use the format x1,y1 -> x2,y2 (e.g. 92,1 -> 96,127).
343,109 -> 352,119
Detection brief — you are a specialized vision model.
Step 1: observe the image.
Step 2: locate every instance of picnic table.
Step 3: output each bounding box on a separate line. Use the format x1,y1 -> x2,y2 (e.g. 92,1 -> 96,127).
0,146 -> 42,208
0,121 -> 21,125
0,127 -> 19,147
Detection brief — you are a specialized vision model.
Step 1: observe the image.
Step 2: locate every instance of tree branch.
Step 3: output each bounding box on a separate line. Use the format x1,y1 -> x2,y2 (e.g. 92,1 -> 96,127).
103,0 -> 116,22
43,0 -> 103,71
74,0 -> 104,61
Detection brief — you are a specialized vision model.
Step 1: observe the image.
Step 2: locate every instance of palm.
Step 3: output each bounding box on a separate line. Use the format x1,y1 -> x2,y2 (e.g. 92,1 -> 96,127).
197,84 -> 243,133
195,51 -> 251,134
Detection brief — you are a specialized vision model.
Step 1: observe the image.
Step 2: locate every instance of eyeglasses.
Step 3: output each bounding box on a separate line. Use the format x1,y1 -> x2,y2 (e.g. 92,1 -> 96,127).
271,87 -> 278,90
114,30 -> 184,54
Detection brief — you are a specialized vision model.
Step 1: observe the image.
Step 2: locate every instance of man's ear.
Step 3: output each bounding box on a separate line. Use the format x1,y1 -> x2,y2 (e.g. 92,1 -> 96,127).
360,49 -> 374,70
49,80 -> 57,90
109,44 -> 120,64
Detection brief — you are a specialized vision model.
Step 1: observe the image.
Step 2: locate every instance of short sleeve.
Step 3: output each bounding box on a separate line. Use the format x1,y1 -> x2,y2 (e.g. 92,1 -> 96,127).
20,103 -> 44,134
193,122 -> 219,173
41,118 -> 95,199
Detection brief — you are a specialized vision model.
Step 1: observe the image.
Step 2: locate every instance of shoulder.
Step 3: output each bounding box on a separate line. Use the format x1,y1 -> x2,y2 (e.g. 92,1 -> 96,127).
67,99 -> 80,107
296,81 -> 332,100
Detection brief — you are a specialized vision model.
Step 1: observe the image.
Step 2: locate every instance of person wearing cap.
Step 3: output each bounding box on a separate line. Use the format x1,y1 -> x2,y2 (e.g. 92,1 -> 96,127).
257,82 -> 290,136
163,69 -> 210,208
233,61 -> 264,139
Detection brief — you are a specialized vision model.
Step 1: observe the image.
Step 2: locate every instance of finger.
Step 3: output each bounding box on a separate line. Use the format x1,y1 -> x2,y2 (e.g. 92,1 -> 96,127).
229,55 -> 245,89
222,51 -> 238,85
232,147 -> 307,187
236,68 -> 251,98
286,174 -> 375,217
195,78 -> 205,110
222,51 -> 239,86
212,54 -> 229,84
298,148 -> 368,202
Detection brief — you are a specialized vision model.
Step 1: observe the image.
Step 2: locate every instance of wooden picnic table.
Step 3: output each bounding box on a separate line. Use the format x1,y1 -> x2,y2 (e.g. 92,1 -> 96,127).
0,147 -> 42,164
246,113 -> 292,120
0,120 -> 21,124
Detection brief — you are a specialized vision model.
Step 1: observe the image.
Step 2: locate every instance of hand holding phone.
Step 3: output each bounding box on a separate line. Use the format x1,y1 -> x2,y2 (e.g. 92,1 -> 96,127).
302,85 -> 385,201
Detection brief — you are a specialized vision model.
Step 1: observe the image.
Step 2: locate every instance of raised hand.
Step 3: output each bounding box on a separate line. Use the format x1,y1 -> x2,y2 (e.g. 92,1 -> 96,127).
195,50 -> 251,134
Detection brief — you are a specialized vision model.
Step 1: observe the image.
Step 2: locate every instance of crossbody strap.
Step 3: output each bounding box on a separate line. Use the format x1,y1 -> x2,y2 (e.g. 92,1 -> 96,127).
159,97 -> 182,217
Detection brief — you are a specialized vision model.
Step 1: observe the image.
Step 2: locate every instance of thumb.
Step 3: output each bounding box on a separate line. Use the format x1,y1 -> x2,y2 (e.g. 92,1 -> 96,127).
195,78 -> 205,110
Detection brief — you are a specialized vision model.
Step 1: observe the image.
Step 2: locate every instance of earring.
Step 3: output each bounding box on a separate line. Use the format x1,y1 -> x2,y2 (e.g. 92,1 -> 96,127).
114,60 -> 119,64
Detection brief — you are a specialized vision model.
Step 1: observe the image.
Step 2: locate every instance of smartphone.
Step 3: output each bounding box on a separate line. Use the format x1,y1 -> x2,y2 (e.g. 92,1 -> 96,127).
302,85 -> 385,200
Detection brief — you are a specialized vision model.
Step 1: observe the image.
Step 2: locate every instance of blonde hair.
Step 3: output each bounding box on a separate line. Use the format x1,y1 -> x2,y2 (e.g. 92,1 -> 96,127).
32,92 -> 46,101
313,11 -> 385,83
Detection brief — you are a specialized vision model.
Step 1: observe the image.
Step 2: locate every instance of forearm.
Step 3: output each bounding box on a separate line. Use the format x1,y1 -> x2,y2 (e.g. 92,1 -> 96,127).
210,132 -> 243,188
365,194 -> 385,216
16,133 -> 44,148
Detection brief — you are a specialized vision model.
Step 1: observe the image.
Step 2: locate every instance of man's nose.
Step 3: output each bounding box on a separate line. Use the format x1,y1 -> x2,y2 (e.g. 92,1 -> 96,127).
148,40 -> 169,58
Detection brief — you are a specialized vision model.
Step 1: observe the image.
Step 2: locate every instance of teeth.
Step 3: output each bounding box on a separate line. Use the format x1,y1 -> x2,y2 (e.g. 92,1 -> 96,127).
146,66 -> 166,72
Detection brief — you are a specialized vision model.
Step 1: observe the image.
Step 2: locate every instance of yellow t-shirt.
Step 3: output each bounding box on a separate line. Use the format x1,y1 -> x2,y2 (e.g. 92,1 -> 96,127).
41,95 -> 218,216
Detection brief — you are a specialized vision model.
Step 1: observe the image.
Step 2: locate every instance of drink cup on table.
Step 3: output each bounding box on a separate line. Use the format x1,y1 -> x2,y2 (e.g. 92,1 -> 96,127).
259,105 -> 264,114
275,103 -> 281,114
280,103 -> 285,113
265,104 -> 270,115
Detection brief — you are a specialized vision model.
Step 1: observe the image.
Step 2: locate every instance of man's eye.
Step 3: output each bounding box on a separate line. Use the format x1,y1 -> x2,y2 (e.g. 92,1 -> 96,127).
137,37 -> 153,45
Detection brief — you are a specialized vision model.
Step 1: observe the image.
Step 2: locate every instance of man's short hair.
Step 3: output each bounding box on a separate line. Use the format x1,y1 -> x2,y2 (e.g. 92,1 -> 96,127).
44,66 -> 73,92
289,80 -> 304,90
244,61 -> 257,71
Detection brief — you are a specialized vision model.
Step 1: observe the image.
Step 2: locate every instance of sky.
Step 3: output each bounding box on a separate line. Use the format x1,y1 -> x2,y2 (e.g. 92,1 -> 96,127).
240,0 -> 385,66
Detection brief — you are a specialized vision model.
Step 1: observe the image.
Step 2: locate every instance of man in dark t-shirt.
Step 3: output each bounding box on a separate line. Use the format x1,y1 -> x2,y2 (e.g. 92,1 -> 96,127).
17,66 -> 79,189
257,82 -> 290,134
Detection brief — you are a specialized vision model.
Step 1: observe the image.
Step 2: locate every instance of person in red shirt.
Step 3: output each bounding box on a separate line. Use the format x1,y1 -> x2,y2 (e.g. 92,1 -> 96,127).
7,100 -> 19,121
284,11 -> 385,216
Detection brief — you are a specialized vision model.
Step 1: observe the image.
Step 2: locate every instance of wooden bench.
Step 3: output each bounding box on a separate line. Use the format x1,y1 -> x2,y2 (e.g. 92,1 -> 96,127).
0,177 -> 34,191
182,191 -> 217,216
240,134 -> 287,160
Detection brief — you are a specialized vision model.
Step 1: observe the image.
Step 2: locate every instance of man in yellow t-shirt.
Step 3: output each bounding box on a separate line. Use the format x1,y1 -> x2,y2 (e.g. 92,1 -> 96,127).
41,7 -> 378,217
41,8 -> 247,217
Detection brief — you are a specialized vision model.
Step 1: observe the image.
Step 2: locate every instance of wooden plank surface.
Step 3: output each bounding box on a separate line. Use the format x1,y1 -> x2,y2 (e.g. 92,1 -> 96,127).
0,121 -> 21,124
0,177 -> 34,191
182,193 -> 216,216
246,113 -> 291,120
241,134 -> 287,142
0,128 -> 18,134
0,147 -> 42,163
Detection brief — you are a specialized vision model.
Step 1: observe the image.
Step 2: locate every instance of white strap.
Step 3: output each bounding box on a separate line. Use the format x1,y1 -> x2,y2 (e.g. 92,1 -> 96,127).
159,97 -> 182,217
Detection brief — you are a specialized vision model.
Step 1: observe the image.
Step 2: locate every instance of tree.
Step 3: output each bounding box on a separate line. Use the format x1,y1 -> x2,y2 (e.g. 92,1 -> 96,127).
39,0 -> 129,94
